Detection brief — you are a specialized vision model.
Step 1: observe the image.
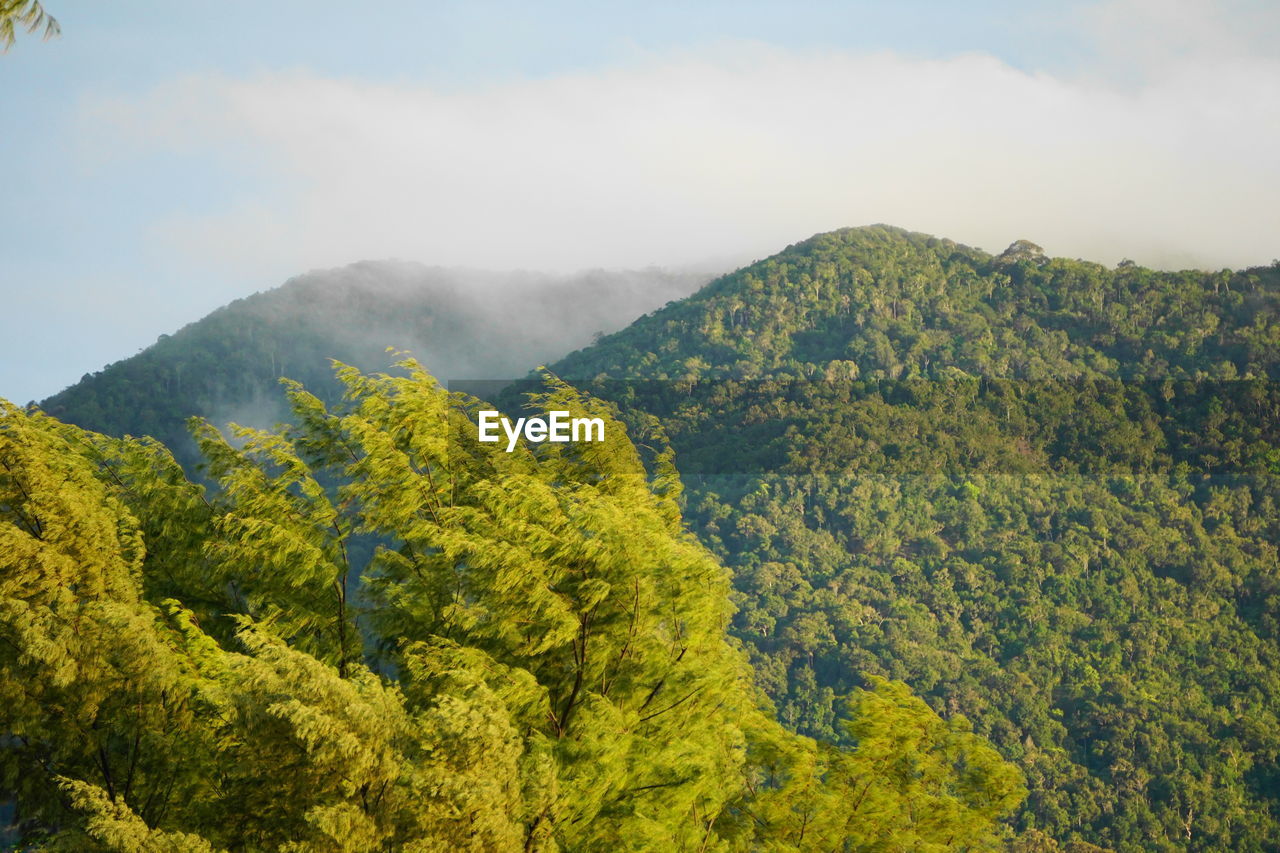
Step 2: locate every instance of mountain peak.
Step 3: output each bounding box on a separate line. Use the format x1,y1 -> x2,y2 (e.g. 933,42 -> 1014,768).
554,225 -> 1279,383
997,239 -> 1047,264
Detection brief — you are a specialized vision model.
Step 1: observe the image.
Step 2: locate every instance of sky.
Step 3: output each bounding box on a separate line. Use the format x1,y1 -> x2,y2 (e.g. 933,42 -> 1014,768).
1,0 -> 1278,404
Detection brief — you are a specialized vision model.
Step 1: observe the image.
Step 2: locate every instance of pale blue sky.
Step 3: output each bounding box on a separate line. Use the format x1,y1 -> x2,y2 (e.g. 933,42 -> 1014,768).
2,1 -> 1278,404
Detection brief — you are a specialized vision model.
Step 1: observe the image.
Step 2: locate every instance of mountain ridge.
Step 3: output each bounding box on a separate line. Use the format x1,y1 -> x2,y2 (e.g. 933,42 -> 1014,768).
553,224 -> 1280,386
38,260 -> 711,462
542,224 -> 1280,850
26,224 -> 1280,849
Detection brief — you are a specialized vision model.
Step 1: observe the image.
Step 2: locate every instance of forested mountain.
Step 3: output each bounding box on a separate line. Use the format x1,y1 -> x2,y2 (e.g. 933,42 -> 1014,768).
17,224 -> 1280,850
547,225 -> 1280,850
39,261 -> 709,464
0,362 -> 1027,850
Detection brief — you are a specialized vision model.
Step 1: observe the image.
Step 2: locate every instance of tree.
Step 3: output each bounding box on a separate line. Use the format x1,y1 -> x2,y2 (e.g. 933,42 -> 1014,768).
0,1 -> 58,50
1,355 -> 1029,849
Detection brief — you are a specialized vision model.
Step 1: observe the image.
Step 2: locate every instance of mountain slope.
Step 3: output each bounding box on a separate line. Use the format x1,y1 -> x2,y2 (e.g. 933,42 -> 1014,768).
28,225 -> 1280,848
554,225 -> 1280,384
548,225 -> 1280,851
39,261 -> 709,464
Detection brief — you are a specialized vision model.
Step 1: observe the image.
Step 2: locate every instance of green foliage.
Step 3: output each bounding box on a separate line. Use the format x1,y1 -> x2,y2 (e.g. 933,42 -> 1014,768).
0,402 -> 221,845
737,677 -> 1025,851
38,265 -> 705,469
0,0 -> 59,51
24,221 -> 1280,848
555,225 -> 1280,386
550,225 -> 1280,850
0,359 -> 1026,850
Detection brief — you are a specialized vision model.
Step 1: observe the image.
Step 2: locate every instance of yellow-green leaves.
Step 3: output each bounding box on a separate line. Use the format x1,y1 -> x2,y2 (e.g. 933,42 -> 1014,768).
0,365 -> 1029,850
0,404 -> 218,847
192,416 -> 359,674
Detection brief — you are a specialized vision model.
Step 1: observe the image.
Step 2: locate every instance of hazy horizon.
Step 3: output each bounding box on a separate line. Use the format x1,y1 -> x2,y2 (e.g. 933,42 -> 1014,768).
2,0 -> 1278,403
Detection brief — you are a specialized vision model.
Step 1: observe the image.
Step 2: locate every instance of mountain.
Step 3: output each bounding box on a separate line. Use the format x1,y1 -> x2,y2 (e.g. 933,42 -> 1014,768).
26,224 -> 1280,849
39,261 -> 711,464
546,225 -> 1280,850
552,225 -> 1280,384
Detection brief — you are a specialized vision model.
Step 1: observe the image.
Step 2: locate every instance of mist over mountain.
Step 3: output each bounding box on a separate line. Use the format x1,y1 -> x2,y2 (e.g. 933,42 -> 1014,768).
39,260 -> 711,463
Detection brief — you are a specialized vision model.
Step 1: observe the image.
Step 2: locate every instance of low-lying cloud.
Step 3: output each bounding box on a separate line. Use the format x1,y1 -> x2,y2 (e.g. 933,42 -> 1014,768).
93,23 -> 1279,275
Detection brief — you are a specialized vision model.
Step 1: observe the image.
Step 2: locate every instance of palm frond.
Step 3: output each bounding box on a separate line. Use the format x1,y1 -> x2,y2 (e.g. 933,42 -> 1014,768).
0,0 -> 61,52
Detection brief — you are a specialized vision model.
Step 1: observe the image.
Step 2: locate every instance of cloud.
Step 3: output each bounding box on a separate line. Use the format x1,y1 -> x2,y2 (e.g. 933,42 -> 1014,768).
90,28 -> 1280,275
1075,0 -> 1280,81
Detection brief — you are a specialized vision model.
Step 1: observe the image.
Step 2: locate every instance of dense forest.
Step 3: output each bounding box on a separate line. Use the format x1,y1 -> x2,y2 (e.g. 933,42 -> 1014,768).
545,226 -> 1280,850
21,224 -> 1280,850
39,262 -> 707,466
0,360 -> 1029,850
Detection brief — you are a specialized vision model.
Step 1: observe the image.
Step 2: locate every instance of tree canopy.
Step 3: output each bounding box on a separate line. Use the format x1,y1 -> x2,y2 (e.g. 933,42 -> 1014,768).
548,225 -> 1280,850
0,356 -> 1027,850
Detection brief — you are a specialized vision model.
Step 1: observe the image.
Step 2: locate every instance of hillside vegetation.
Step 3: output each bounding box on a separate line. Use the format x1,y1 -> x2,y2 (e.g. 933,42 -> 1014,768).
27,223 -> 1280,849
40,262 -> 708,464
1,362 -> 1027,850
549,225 -> 1280,850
